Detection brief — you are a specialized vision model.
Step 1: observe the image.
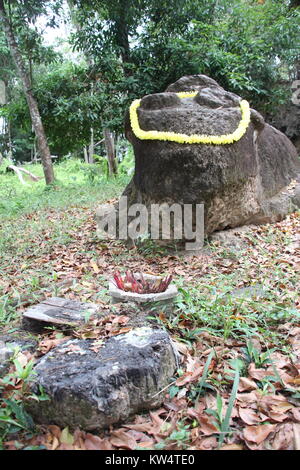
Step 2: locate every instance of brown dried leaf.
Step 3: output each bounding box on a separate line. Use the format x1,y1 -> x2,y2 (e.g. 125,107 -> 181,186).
136,441 -> 155,449
47,425 -> 61,440
110,327 -> 132,336
270,423 -> 294,450
239,408 -> 261,425
38,337 -> 68,354
244,424 -> 277,445
291,407 -> 300,422
171,340 -> 191,357
111,315 -> 130,325
110,429 -> 138,450
248,363 -> 274,381
293,423 -> 300,450
123,422 -> 154,434
219,443 -> 244,450
195,436 -> 218,450
90,261 -> 100,273
126,429 -> 153,443
51,437 -> 60,451
238,377 -> 258,392
84,434 -> 113,450
236,391 -> 258,407
258,395 -> 294,417
198,415 -> 219,436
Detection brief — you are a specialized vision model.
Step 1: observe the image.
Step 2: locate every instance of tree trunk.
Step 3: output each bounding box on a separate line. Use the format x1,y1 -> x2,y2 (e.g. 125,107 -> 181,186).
0,0 -> 54,184
33,138 -> 38,163
88,127 -> 94,163
7,118 -> 12,160
68,0 -> 96,166
83,146 -> 89,163
104,128 -> 117,176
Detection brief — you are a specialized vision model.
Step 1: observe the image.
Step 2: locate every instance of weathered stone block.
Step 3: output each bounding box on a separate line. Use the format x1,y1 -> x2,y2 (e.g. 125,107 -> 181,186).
97,74 -> 300,241
22,297 -> 100,332
26,327 -> 178,431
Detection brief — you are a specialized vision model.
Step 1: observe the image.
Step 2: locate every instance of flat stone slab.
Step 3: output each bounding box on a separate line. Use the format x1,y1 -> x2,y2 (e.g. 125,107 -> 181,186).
26,327 -> 178,431
22,297 -> 100,331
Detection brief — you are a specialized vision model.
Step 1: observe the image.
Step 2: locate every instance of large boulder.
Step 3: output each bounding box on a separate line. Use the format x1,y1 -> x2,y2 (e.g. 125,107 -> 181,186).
97,75 -> 300,240
26,327 -> 178,431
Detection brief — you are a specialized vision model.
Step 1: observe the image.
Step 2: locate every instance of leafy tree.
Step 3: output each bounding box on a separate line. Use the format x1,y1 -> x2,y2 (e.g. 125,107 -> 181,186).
1,0 -> 299,170
3,59 -> 127,159
0,0 -> 61,183
71,0 -> 300,114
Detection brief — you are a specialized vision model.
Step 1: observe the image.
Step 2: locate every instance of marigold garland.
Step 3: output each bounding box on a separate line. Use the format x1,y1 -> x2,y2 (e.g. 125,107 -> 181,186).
129,91 -> 251,145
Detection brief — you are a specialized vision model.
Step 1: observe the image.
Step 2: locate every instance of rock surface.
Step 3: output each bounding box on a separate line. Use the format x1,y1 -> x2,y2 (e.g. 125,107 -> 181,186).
97,74 -> 300,240
268,100 -> 300,152
27,327 -> 178,431
0,341 -> 14,376
0,333 -> 38,376
209,226 -> 250,251
22,297 -> 100,332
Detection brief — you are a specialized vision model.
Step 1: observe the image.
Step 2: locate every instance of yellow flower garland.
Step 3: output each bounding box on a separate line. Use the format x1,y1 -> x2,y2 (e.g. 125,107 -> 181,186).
129,91 -> 251,145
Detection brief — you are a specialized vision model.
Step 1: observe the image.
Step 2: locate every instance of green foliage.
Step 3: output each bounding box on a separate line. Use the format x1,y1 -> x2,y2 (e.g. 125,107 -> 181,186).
2,0 -> 299,162
154,420 -> 191,450
205,365 -> 240,447
93,155 -> 109,178
174,285 -> 300,344
241,340 -> 274,368
195,350 -> 215,398
0,159 -> 129,222
117,146 -> 134,176
0,156 -> 11,173
0,346 -> 48,448
72,0 -> 300,115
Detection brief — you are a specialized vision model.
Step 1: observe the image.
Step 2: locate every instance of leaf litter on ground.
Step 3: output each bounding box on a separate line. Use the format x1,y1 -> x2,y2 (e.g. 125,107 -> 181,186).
0,204 -> 299,450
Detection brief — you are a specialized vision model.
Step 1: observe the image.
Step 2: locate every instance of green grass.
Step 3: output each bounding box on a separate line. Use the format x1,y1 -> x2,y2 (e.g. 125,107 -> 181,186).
172,284 -> 299,346
0,159 -> 129,325
0,162 -> 299,347
0,158 -> 299,450
0,159 -> 129,220
0,159 -> 129,256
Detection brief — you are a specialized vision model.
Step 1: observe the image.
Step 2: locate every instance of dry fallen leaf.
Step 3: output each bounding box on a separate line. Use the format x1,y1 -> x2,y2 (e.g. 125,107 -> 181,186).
123,422 -> 154,434
109,429 -> 137,450
239,408 -> 261,426
219,443 -> 244,450
293,423 -> 300,450
197,415 -> 219,436
238,377 -> 258,392
269,423 -> 294,450
244,424 -> 277,445
195,436 -> 218,450
51,436 -> 60,451
90,261 -> 100,273
84,434 -> 113,450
